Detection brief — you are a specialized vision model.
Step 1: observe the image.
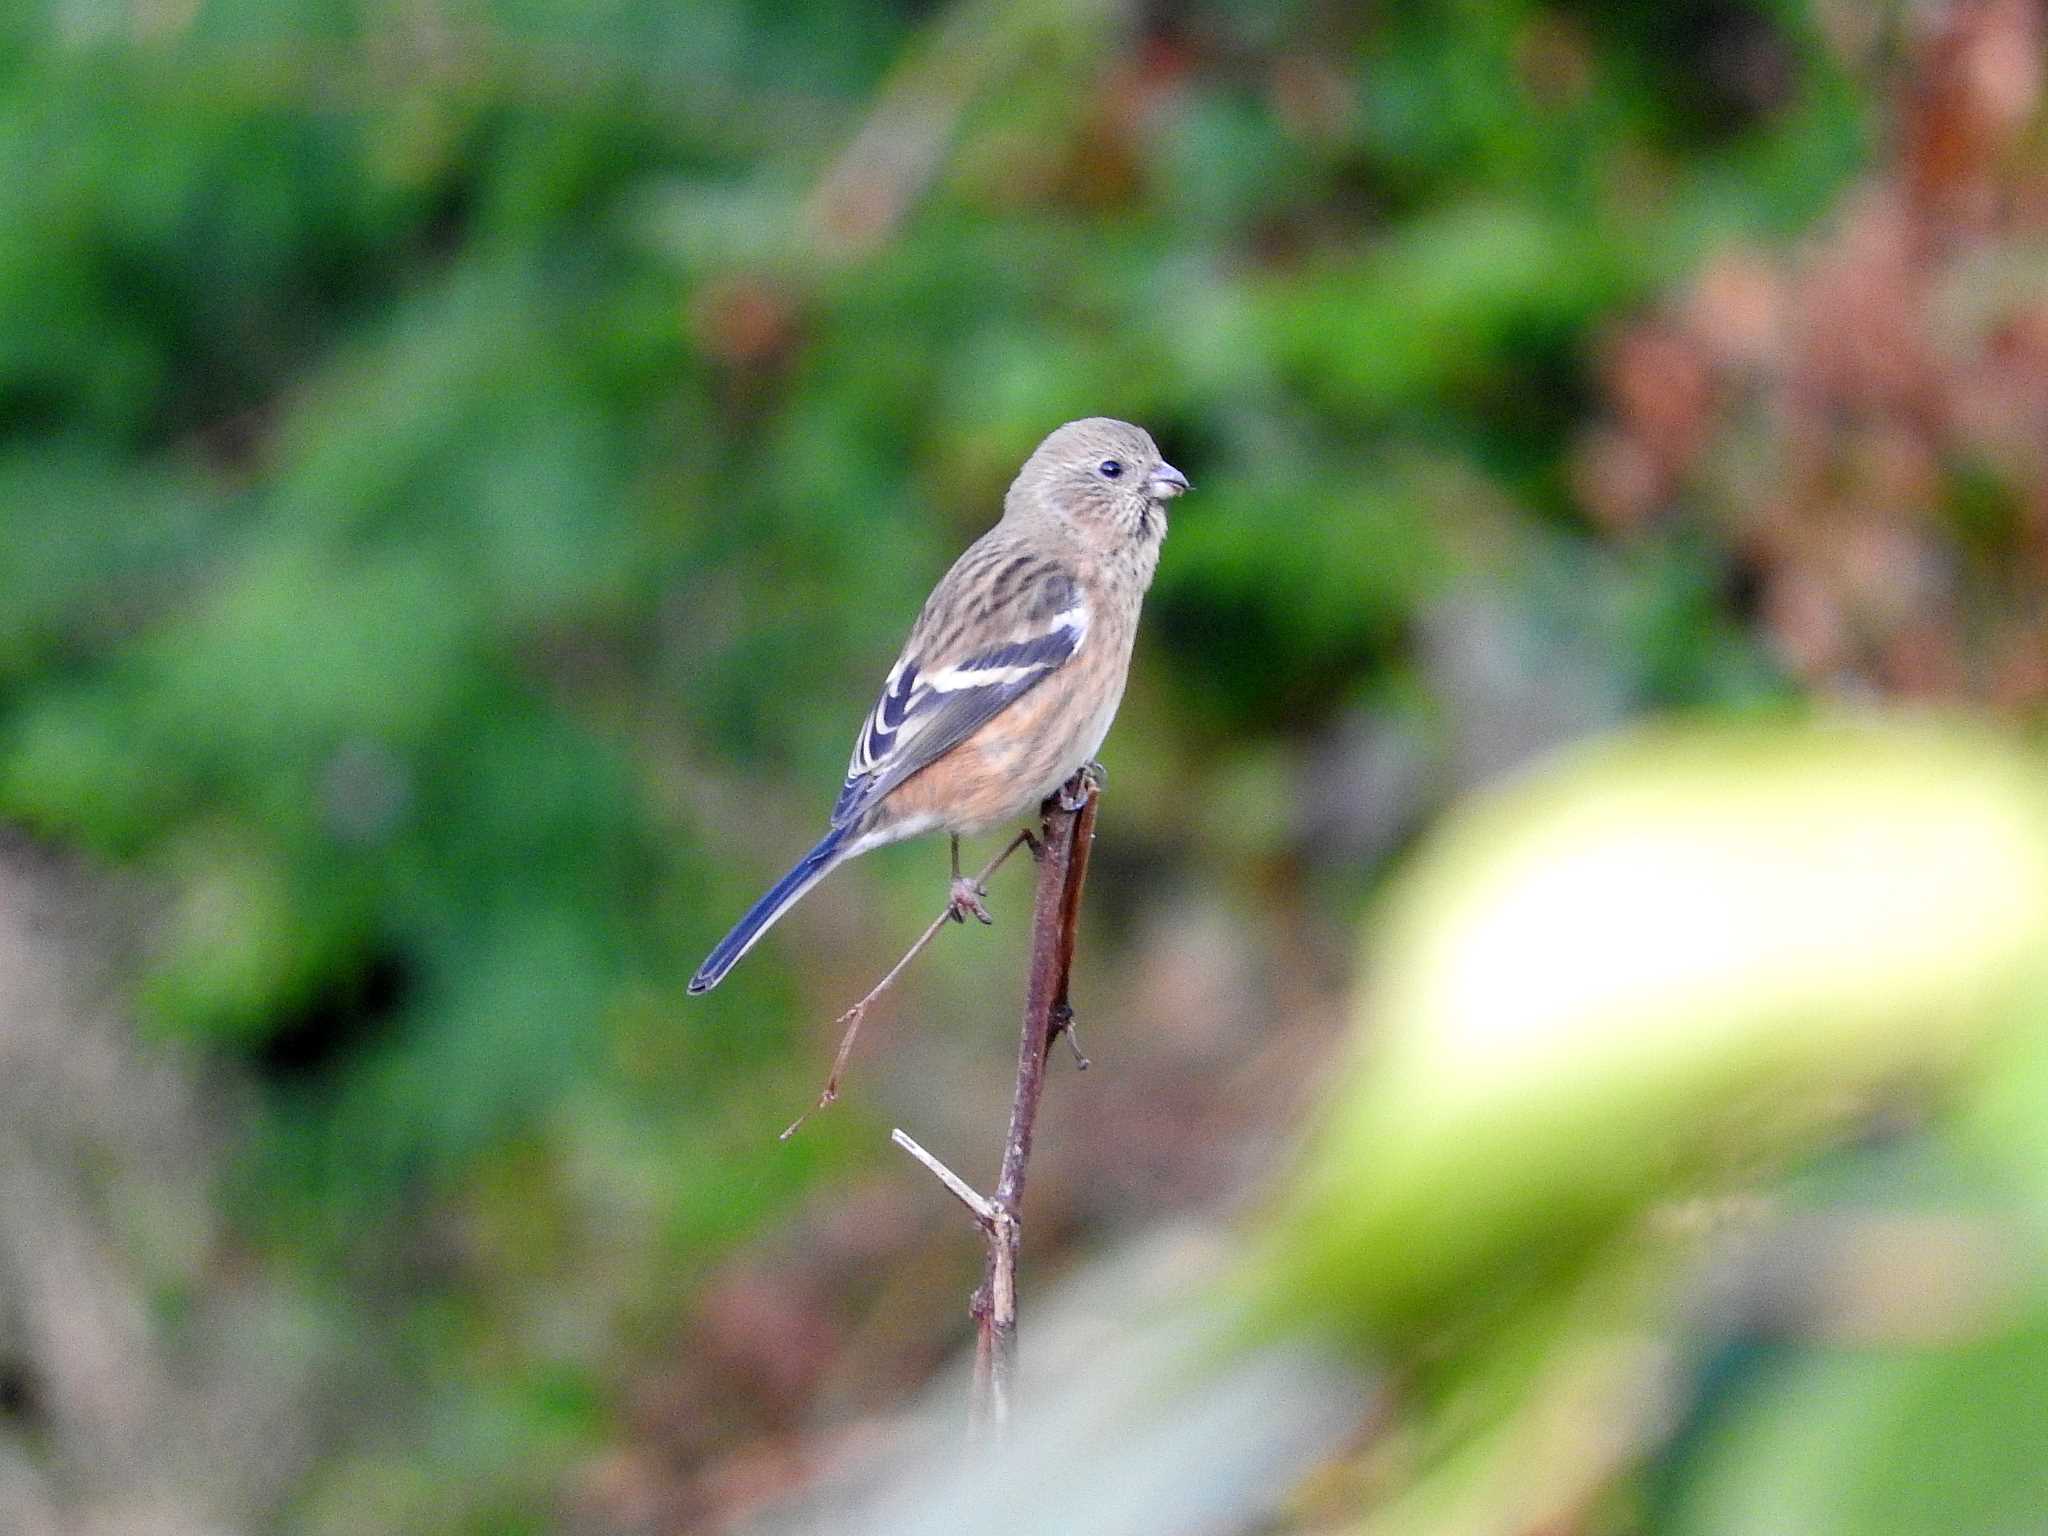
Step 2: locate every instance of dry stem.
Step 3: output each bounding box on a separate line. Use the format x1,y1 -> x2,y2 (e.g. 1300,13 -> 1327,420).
891,768 -> 1101,1435
780,828 -> 1032,1141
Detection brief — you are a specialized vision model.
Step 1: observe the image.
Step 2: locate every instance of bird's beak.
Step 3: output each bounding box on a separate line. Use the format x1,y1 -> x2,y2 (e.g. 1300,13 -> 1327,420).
1147,462 -> 1190,500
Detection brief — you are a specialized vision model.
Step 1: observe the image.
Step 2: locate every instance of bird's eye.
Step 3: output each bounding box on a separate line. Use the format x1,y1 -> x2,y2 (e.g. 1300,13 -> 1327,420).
1097,459 -> 1124,480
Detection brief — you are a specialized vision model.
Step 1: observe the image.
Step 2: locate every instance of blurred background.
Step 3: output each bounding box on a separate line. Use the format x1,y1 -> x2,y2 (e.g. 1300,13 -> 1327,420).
4,0 -> 2048,1532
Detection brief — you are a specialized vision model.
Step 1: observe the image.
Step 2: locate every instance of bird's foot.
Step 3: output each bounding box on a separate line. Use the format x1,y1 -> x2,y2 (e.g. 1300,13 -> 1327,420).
1056,762 -> 1105,813
948,875 -> 994,926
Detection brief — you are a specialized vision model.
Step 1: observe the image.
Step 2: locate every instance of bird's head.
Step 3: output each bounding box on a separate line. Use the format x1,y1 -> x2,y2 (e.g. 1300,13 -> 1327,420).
1011,417 -> 1190,548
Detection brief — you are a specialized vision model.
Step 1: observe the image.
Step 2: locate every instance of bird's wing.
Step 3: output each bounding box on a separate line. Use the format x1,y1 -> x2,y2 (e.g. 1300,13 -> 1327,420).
832,553 -> 1087,828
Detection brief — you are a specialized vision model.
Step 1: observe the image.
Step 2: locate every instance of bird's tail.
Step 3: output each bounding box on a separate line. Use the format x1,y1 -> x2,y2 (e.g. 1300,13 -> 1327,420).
688,825 -> 849,994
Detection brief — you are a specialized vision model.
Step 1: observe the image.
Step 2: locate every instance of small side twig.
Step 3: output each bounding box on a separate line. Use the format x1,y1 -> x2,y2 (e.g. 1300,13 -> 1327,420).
892,767 -> 1101,1436
781,828 -> 1032,1141
889,1129 -> 994,1225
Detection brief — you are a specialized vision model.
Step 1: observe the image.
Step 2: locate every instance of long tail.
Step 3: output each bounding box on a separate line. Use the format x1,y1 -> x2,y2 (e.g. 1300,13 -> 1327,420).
688,825 -> 849,994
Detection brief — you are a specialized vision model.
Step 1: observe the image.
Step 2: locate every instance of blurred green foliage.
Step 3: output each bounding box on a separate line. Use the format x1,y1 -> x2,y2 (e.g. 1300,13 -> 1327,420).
0,0 -> 1857,1198
1265,719 -> 2048,1536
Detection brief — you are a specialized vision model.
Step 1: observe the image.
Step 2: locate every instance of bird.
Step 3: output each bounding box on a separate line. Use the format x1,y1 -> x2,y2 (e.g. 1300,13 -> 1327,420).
688,417 -> 1189,995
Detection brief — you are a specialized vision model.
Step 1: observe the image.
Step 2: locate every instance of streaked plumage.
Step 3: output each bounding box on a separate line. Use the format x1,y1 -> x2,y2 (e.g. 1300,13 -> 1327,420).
689,417 -> 1187,994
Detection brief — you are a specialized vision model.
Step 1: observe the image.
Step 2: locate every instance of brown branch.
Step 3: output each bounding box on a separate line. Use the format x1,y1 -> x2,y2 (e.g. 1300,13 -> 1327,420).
1047,778 -> 1099,1069
891,766 -> 1101,1436
780,828 -> 1033,1142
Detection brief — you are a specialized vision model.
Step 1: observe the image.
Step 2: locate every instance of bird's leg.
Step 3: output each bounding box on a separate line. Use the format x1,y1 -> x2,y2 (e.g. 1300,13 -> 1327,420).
1056,760 -> 1106,813
947,833 -> 994,925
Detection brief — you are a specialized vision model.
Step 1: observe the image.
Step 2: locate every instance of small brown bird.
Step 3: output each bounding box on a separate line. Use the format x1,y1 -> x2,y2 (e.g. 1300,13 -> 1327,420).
689,417 -> 1188,993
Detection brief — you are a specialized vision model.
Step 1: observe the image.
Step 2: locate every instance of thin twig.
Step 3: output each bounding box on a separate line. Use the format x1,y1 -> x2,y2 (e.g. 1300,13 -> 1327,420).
780,828 -> 1032,1141
889,1129 -> 995,1226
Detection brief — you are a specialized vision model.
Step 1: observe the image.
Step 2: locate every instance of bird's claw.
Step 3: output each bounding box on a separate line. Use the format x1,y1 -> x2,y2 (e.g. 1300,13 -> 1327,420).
948,876 -> 994,926
1056,762 -> 1105,813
